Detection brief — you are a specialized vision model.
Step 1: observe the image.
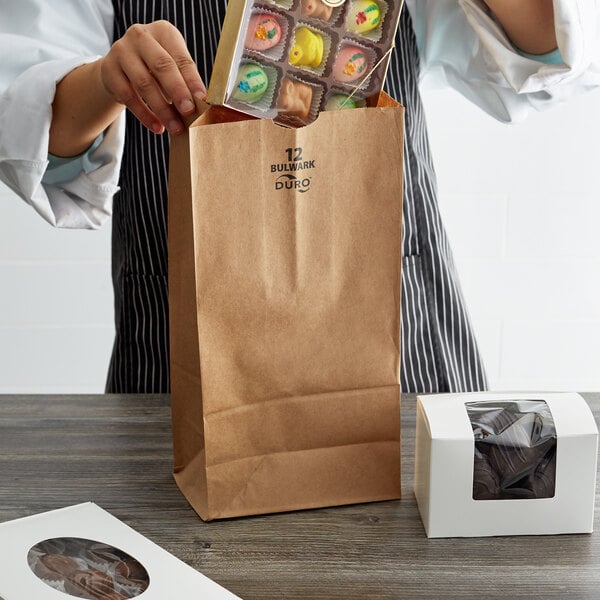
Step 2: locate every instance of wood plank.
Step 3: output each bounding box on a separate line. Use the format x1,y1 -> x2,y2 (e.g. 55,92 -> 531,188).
0,393 -> 598,599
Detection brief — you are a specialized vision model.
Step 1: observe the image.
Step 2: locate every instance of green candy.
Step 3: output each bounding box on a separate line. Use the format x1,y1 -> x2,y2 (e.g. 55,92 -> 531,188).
232,64 -> 269,103
325,94 -> 358,111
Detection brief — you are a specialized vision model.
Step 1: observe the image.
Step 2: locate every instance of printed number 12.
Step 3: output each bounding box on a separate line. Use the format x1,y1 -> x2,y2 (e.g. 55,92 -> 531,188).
285,147 -> 303,162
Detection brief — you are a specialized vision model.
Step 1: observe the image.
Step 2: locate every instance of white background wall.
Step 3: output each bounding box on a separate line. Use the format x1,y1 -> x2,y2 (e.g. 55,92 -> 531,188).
1,85 -> 599,393
423,85 -> 600,392
0,193 -> 114,393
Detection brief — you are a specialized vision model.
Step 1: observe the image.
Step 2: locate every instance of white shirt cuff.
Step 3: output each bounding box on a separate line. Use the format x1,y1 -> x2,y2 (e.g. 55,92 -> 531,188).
406,0 -> 600,122
0,57 -> 124,229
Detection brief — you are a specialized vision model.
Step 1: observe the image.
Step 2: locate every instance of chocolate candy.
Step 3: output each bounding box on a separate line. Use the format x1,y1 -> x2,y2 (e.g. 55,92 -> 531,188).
245,14 -> 283,52
209,0 -> 401,126
277,77 -> 314,119
472,448 -> 501,500
333,45 -> 368,83
345,0 -> 381,35
324,93 -> 358,110
301,0 -> 333,21
232,63 -> 270,103
466,400 -> 557,501
28,537 -> 150,600
289,26 -> 325,68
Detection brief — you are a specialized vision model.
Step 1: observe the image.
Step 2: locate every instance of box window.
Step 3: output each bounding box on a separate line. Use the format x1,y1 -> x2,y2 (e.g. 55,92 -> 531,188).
465,400 -> 557,501
27,537 -> 150,599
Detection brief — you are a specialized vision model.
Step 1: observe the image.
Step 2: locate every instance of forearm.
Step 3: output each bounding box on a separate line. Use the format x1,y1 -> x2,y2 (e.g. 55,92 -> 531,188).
49,21 -> 208,157
49,59 -> 124,158
483,0 -> 557,55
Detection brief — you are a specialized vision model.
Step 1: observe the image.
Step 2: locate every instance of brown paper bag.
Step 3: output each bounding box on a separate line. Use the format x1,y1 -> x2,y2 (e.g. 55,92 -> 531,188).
168,96 -> 404,520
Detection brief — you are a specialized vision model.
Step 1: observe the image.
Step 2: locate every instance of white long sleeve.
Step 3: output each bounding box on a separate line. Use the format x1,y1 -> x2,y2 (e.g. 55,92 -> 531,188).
2,1 -> 599,230
405,0 -> 600,122
0,0 -> 125,228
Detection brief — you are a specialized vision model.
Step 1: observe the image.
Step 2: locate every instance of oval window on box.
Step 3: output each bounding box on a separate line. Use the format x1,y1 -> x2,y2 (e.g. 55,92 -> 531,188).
27,537 -> 150,599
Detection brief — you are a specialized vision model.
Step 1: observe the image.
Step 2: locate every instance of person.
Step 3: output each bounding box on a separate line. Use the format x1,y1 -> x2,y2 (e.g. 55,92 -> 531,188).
0,1 -> 598,394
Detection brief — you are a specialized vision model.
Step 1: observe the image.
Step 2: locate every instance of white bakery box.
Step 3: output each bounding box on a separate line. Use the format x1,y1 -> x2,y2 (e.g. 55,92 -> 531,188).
0,502 -> 241,599
414,392 -> 598,538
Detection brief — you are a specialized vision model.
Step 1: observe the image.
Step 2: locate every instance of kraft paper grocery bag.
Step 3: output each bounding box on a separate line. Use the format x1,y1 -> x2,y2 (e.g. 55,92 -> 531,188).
168,96 -> 404,520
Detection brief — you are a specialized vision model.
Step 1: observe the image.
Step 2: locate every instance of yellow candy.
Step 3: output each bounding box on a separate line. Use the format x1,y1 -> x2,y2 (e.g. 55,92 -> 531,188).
346,0 -> 381,35
289,27 -> 324,69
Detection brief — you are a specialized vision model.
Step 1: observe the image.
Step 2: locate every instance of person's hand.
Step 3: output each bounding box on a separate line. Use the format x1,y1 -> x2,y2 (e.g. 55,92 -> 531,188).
98,20 -> 207,135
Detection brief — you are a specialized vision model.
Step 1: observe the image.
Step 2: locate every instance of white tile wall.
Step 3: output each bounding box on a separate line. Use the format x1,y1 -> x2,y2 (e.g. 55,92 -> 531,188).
423,85 -> 600,391
0,326 -> 115,393
1,84 -> 600,393
501,320 -> 600,391
0,263 -> 114,327
0,185 -> 114,393
506,193 -> 600,259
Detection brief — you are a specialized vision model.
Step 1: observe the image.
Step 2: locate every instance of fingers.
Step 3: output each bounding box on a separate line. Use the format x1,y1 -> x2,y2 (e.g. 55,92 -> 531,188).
121,52 -> 186,134
101,21 -> 207,135
101,62 -> 165,134
153,21 -> 207,101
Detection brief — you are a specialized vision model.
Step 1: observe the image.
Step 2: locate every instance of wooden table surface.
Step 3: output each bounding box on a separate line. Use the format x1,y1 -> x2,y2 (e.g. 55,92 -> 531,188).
0,393 -> 598,599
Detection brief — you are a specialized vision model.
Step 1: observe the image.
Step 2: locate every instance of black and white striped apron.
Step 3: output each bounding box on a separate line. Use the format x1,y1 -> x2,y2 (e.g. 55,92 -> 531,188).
107,0 -> 488,394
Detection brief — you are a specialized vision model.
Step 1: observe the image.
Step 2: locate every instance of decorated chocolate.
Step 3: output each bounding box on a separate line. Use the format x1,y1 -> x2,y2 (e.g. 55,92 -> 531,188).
207,0 -> 404,125
87,543 -> 149,587
325,93 -> 358,110
232,63 -> 269,103
34,554 -> 79,581
300,0 -> 334,21
245,14 -> 282,52
28,538 -> 150,600
333,45 -> 368,83
64,568 -> 117,599
289,27 -> 324,69
277,77 -> 313,120
114,557 -> 150,584
346,0 -> 381,34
